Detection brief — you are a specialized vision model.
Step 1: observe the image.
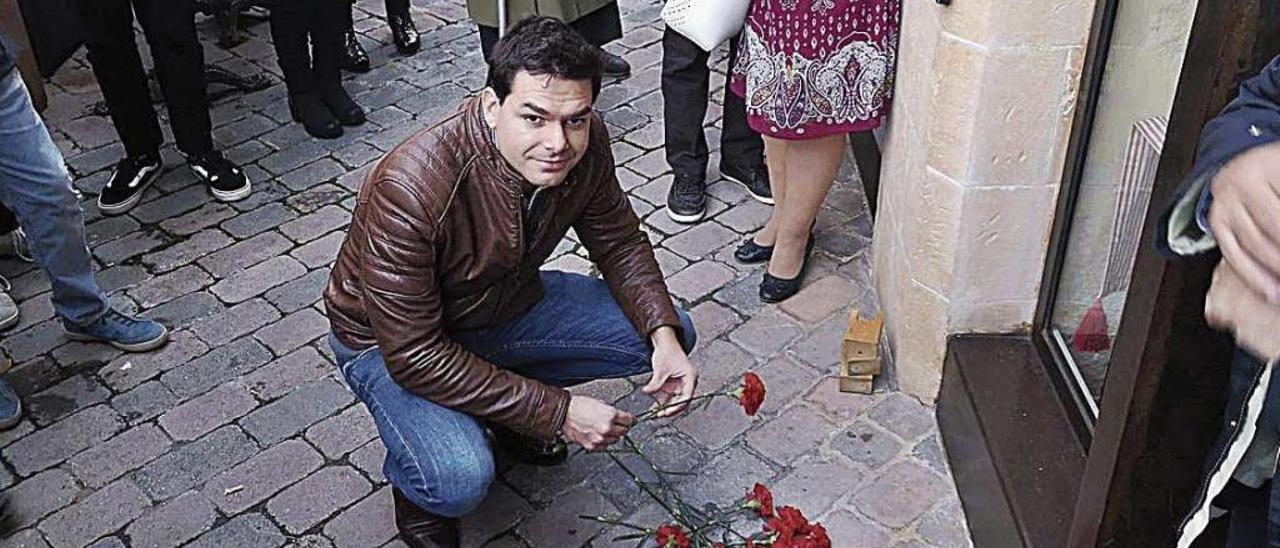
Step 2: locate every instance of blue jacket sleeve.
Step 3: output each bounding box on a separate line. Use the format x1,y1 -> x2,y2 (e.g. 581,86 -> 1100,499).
1157,55 -> 1280,258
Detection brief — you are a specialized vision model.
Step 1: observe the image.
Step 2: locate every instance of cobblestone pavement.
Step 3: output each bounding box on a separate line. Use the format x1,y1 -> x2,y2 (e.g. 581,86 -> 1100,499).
0,0 -> 972,546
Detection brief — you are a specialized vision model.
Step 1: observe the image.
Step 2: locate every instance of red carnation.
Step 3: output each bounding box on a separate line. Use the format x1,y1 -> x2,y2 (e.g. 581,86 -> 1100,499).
655,524 -> 690,548
743,483 -> 775,517
736,372 -> 766,416
807,523 -> 831,548
777,506 -> 810,533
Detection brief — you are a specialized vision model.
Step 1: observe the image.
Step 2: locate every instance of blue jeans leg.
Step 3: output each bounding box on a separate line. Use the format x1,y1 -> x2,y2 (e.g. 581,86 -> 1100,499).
0,71 -> 108,325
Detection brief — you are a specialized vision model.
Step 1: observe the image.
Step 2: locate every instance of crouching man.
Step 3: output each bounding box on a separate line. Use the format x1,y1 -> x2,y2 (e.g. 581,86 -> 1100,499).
323,17 -> 699,548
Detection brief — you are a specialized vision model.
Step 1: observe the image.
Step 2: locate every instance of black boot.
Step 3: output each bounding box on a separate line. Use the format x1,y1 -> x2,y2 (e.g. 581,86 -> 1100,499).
290,92 -> 342,139
321,85 -> 366,126
393,488 -> 460,548
490,423 -> 569,467
389,11 -> 421,54
341,30 -> 371,73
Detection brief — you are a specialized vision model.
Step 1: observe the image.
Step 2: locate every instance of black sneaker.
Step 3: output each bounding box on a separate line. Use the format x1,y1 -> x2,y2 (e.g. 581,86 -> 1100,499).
98,154 -> 162,215
721,161 -> 774,205
188,150 -> 251,203
667,172 -> 707,224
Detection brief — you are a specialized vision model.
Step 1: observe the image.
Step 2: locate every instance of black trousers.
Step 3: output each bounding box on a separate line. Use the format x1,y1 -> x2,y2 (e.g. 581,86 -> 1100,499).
343,0 -> 410,30
270,0 -> 346,95
661,28 -> 762,178
477,3 -> 623,60
0,204 -> 16,235
76,0 -> 212,158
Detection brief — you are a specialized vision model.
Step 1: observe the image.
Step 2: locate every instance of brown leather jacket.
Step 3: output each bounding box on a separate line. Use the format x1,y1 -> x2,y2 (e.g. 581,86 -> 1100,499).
324,96 -> 681,440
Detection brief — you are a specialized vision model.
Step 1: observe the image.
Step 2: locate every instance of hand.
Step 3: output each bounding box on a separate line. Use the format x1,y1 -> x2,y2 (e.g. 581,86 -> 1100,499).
1207,143 -> 1280,302
643,326 -> 699,418
563,396 -> 634,452
1206,260 -> 1280,361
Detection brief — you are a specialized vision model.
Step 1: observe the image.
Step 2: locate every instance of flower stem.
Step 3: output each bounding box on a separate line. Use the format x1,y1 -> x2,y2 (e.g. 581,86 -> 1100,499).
634,392 -> 726,421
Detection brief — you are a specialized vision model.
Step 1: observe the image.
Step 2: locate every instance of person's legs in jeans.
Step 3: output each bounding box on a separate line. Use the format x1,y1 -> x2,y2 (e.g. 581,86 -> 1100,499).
133,0 -> 213,157
76,0 -> 164,159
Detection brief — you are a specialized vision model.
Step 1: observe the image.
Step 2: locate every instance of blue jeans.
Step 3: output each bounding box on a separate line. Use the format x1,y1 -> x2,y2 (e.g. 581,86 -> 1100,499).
330,271 -> 696,517
0,71 -> 108,324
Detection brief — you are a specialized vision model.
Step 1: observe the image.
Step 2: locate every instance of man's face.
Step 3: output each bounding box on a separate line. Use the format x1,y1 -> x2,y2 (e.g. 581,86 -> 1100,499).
482,71 -> 594,188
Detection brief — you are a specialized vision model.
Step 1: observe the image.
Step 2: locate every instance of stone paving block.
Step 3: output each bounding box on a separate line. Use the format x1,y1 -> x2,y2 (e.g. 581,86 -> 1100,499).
40,478 -> 150,548
629,175 -> 671,207
566,377 -> 633,405
711,269 -> 766,316
291,231 -> 346,268
280,158 -> 348,192
674,396 -> 754,451
101,331 -> 208,392
9,293 -> 54,335
803,377 -> 879,425
95,265 -> 150,294
267,466 -> 372,535
198,231 -> 294,278
506,451 -> 608,505
85,216 -> 141,247
0,419 -> 34,449
202,439 -> 325,515
266,268 -> 332,313
322,486 -> 397,548
687,300 -> 741,344
5,468 -> 78,531
143,292 -> 226,331
666,261 -> 736,303
788,312 -> 848,369
69,423 -> 172,488
287,184 -> 350,214
754,356 -> 823,417
7,267 -> 51,302
231,179 -> 293,212
260,140 -> 331,175
240,377 -> 354,445
160,202 -> 239,236
131,185 -> 213,225
280,205 -> 351,243
66,142 -> 126,176
111,381 -> 182,425
128,266 -> 213,308
778,275 -> 858,324
852,460 -> 950,529
541,253 -> 594,276
222,202 -> 298,239
190,298 -> 283,347
832,420 -> 903,471
211,256 -> 308,304
771,454 -> 865,516
255,307 -> 330,355
241,347 -> 335,401
2,321 -> 67,364
85,538 -> 125,548
304,404 -> 379,459
4,357 -> 63,398
27,374 -> 111,426
593,433 -> 705,513
0,530 -> 52,548
134,426 -> 260,501
141,229 -> 234,274
124,491 -> 218,548
288,535 -> 335,548
678,445 -> 778,508
159,382 -> 260,441
458,483 -> 533,548
918,498 -> 972,547
349,440 -> 387,484
715,199 -> 772,234
161,337 -> 274,399
914,435 -> 949,476
187,513 -> 286,548
688,339 -> 756,395
728,310 -> 804,359
821,509 -> 894,547
745,405 -> 833,465
4,405 -> 124,477
517,488 -> 618,547
869,393 -> 936,442
334,141 -> 383,169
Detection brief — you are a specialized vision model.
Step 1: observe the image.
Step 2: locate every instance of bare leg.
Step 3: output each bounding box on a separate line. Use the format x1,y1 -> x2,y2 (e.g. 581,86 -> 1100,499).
766,133 -> 846,279
752,137 -> 790,247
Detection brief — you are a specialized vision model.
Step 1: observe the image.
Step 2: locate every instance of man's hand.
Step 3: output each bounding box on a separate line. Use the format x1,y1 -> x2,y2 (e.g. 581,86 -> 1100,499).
563,396 -> 634,452
1207,260 -> 1280,361
1207,143 -> 1280,302
643,326 -> 698,418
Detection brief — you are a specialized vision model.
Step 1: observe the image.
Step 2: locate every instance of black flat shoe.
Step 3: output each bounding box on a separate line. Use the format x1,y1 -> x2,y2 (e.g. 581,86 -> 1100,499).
290,92 -> 342,139
341,30 -> 371,73
321,85 -> 366,126
735,239 -> 773,264
490,423 -> 568,467
393,488 -> 460,548
390,11 -> 421,54
759,236 -> 816,303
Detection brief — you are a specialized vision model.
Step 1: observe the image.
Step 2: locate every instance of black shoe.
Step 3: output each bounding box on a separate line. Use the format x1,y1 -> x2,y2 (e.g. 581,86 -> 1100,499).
490,424 -> 569,467
187,150 -> 251,203
98,153 -> 163,215
321,85 -> 366,126
667,173 -> 707,224
721,161 -> 774,205
759,235 -> 816,303
341,30 -> 371,73
389,11 -> 421,54
735,239 -> 773,264
598,48 -> 631,78
290,92 -> 343,139
393,487 -> 460,548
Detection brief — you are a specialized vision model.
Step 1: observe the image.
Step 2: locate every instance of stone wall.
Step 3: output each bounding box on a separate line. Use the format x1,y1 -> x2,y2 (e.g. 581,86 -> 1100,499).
873,0 -> 1096,402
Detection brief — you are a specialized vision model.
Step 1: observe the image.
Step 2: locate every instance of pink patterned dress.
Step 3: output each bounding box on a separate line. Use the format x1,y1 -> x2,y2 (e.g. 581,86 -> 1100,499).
730,0 -> 900,140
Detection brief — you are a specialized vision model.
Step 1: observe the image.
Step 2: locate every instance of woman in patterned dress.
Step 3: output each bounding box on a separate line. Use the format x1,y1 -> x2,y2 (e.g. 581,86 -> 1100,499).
730,0 -> 899,302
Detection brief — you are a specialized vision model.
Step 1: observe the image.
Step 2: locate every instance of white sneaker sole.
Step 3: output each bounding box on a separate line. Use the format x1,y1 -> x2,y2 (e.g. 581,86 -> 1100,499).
0,310 -> 17,331
667,207 -> 706,224
722,173 -> 775,205
98,164 -> 162,215
210,180 -> 252,203
65,324 -> 170,353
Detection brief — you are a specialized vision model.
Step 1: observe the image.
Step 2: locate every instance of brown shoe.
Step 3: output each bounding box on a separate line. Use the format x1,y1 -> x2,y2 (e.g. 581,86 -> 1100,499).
393,487 -> 459,548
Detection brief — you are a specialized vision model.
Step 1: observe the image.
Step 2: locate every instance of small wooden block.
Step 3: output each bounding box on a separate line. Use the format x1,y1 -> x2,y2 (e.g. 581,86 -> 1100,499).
839,374 -> 875,394
842,310 -> 885,365
845,357 -> 882,377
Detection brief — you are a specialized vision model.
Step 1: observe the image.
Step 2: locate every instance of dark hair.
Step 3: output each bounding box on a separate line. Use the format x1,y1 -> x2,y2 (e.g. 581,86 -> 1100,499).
486,16 -> 603,102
